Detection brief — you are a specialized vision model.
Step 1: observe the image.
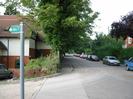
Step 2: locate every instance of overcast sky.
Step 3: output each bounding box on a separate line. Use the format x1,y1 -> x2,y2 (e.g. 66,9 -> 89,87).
91,0 -> 133,36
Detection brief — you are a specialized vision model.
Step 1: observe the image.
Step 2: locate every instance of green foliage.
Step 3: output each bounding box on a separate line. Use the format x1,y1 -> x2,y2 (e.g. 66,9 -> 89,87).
84,48 -> 92,54
4,4 -> 20,15
120,47 -> 133,60
25,53 -> 59,74
21,0 -> 98,53
36,4 -> 60,50
92,34 -> 123,59
0,0 -> 20,15
92,34 -> 133,62
20,0 -> 35,8
74,36 -> 92,54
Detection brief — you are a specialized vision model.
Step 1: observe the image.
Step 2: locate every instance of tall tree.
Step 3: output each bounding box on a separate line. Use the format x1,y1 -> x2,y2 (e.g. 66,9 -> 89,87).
21,0 -> 98,55
110,22 -> 127,39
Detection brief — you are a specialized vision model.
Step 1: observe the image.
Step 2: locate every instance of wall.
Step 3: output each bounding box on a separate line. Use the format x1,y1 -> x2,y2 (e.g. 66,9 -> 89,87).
37,41 -> 51,49
29,39 -> 36,58
0,56 -> 29,68
36,41 -> 52,57
0,38 -> 29,56
29,39 -> 35,48
0,38 -> 30,68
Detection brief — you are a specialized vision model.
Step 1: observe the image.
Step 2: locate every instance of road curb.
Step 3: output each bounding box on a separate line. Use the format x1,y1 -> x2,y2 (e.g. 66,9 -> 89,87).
0,63 -> 75,85
0,72 -> 62,85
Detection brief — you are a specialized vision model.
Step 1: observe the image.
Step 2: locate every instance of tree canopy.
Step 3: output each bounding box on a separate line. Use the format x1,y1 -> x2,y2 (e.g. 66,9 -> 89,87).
74,36 -> 92,54
20,0 -> 98,53
110,11 -> 133,39
0,0 -> 20,15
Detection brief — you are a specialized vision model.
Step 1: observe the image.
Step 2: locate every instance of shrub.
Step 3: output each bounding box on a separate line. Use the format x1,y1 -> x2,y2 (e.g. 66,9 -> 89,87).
93,35 -> 123,59
92,34 -> 133,62
25,52 -> 59,77
120,47 -> 133,61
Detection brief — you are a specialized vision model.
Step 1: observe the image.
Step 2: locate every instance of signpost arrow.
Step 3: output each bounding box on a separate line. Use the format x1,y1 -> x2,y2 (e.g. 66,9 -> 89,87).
9,25 -> 21,33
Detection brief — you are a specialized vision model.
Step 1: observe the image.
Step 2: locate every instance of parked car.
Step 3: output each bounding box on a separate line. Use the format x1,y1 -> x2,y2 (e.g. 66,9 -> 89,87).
124,57 -> 133,71
87,55 -> 100,61
103,56 -> 120,66
0,64 -> 13,79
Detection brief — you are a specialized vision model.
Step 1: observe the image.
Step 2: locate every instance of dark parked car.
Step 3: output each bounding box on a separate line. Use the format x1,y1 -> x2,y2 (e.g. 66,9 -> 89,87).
87,55 -> 100,61
0,64 -> 13,79
103,56 -> 120,66
124,57 -> 133,71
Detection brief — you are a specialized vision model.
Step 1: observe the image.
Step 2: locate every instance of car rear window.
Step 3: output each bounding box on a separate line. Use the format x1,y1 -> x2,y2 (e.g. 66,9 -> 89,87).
109,57 -> 116,60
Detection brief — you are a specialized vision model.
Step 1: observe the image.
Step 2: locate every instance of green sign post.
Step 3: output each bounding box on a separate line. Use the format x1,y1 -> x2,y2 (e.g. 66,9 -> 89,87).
9,23 -> 25,99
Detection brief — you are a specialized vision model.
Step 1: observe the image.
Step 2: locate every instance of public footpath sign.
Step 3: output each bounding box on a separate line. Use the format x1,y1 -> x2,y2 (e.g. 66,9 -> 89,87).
9,25 -> 21,33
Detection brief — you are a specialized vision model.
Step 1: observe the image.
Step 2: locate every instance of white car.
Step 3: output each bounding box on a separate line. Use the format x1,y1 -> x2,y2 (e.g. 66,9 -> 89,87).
80,54 -> 87,59
103,56 -> 120,66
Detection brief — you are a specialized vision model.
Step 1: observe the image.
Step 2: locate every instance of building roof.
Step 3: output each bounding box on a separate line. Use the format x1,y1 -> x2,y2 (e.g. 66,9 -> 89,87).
0,15 -> 34,38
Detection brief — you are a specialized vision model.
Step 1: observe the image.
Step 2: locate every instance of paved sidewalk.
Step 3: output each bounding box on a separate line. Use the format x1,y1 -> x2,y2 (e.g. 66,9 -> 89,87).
0,79 -> 46,99
33,73 -> 88,99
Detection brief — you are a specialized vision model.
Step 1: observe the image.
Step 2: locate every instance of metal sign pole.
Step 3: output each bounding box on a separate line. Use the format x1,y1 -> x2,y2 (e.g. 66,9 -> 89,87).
20,22 -> 24,99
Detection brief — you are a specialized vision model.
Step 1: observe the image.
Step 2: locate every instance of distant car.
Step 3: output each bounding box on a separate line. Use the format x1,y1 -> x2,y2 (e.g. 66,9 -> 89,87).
124,57 -> 133,71
80,54 -> 88,59
87,55 -> 100,61
103,56 -> 120,66
0,64 -> 13,79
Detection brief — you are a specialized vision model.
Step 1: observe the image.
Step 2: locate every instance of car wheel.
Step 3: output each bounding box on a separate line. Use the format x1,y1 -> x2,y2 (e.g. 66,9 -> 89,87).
9,73 -> 13,79
117,64 -> 120,66
107,62 -> 110,65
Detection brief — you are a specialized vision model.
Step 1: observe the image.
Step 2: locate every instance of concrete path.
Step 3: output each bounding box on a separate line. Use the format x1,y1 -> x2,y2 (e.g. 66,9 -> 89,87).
33,73 -> 88,99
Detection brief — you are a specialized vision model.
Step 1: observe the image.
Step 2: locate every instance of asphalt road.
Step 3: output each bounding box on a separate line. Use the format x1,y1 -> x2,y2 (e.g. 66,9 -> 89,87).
33,55 -> 133,99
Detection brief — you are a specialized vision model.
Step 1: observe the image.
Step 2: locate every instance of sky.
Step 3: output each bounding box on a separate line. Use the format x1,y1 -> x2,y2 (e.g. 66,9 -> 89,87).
91,0 -> 133,37
0,0 -> 133,38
